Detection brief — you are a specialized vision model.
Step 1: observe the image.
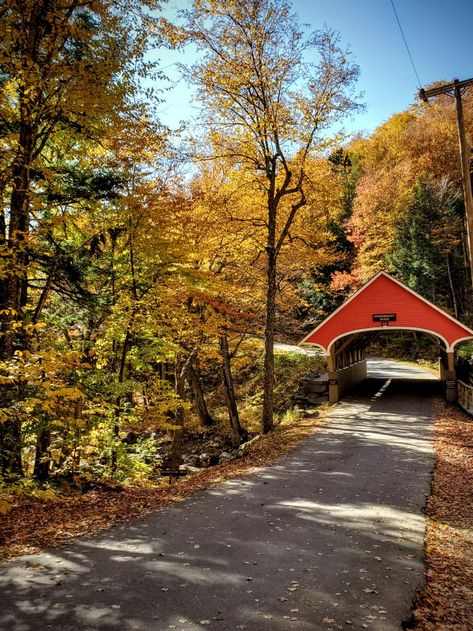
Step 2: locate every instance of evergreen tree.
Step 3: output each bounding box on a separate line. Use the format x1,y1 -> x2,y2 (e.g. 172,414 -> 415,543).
389,176 -> 466,317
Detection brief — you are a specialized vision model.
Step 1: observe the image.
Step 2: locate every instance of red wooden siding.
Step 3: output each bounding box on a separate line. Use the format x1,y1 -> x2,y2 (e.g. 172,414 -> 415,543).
302,272 -> 473,352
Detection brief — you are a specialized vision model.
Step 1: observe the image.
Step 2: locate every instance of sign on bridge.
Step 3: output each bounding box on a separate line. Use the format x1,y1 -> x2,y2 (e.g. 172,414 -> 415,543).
373,313 -> 397,326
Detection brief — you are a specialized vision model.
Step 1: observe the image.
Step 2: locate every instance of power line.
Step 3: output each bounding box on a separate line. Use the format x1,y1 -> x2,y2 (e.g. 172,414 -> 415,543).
390,0 -> 423,89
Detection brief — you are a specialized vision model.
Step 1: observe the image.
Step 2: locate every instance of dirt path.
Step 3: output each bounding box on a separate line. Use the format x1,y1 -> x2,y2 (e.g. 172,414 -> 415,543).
0,378 -> 436,631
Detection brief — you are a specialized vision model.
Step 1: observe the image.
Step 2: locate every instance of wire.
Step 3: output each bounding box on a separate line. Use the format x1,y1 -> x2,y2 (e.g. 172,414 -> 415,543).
390,0 -> 423,89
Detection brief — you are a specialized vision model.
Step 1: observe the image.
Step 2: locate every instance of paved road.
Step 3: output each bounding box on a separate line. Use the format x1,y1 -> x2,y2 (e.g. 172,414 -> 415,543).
0,372 -> 436,631
367,358 -> 437,381
274,342 -> 321,356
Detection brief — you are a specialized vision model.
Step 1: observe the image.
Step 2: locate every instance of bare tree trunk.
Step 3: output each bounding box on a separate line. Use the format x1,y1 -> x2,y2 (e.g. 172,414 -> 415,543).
262,243 -> 277,434
0,408 -> 22,478
111,328 -> 132,473
219,334 -> 246,446
188,358 -> 214,427
111,209 -> 137,474
168,353 -> 195,483
33,426 -> 51,482
446,254 -> 459,318
1,77 -> 35,350
32,267 -> 55,325
0,121 -> 34,477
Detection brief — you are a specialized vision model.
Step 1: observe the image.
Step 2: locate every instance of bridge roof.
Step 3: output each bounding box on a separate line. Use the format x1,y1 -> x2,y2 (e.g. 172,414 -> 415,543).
300,271 -> 473,353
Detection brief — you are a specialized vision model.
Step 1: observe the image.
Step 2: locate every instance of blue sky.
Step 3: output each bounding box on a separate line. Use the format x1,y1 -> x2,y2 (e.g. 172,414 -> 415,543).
155,0 -> 473,135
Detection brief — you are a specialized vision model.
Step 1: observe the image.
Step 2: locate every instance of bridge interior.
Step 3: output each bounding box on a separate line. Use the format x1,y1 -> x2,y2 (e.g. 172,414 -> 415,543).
326,330 -> 455,403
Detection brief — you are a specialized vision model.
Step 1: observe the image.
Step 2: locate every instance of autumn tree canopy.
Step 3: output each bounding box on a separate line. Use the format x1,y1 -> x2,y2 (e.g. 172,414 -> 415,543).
175,0 -> 360,431
0,0 -> 472,496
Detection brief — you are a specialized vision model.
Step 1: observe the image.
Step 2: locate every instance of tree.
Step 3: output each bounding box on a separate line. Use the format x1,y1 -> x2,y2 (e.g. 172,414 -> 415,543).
346,93 -> 473,312
0,0 -> 163,476
176,0 -> 360,432
389,175 -> 465,316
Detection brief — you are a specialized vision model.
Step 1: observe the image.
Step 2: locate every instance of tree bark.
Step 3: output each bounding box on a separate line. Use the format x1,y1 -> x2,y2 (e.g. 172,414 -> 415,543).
168,353 -> 195,483
111,327 -> 132,473
446,254 -> 459,318
0,114 -> 34,477
0,81 -> 35,358
262,243 -> 277,434
219,334 -> 246,446
0,408 -> 23,478
188,358 -> 214,427
33,427 -> 51,482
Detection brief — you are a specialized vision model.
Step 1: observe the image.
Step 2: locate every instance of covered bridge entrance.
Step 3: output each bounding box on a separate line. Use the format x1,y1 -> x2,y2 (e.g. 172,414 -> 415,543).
300,272 -> 473,403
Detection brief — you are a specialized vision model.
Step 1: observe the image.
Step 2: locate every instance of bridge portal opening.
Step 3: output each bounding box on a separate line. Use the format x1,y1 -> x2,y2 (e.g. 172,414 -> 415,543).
365,330 -> 442,380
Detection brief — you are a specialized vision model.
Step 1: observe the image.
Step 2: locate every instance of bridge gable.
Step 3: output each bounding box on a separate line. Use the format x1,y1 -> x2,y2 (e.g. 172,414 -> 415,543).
300,272 -> 473,352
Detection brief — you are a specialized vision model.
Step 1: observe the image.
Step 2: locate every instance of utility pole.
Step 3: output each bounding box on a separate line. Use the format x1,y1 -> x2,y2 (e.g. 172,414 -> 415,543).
419,78 -> 473,288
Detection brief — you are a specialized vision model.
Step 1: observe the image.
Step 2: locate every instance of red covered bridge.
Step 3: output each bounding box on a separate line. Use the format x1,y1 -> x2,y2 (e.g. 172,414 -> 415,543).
299,271 -> 473,403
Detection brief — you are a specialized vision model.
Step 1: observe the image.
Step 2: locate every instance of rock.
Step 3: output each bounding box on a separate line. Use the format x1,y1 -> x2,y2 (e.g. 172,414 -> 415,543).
298,372 -> 325,384
182,464 -> 201,474
237,435 -> 261,456
301,382 -> 327,394
292,372 -> 329,408
218,451 -> 233,464
300,409 -> 320,418
208,453 -> 220,466
210,437 -> 224,447
81,480 -> 124,494
182,455 -> 198,467
122,431 -> 140,445
197,453 -> 210,467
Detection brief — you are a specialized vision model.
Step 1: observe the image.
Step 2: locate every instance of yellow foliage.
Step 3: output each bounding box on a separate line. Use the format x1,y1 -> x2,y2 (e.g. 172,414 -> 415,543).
31,488 -> 58,502
346,92 -> 473,281
0,499 -> 12,515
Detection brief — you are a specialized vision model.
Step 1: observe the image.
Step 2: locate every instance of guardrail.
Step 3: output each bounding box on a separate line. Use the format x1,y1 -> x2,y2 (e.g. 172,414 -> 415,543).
457,380 -> 473,414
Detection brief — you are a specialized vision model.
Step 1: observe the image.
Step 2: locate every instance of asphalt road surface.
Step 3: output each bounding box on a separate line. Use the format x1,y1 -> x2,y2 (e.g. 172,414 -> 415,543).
366,358 -> 437,381
0,362 -> 437,631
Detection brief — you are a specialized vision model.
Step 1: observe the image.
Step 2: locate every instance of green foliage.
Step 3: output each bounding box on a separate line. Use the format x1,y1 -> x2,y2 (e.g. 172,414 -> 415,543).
367,332 -> 440,363
237,345 -> 325,431
79,418 -> 160,483
0,478 -> 58,502
388,175 -> 466,313
273,350 -> 325,410
1,0 -> 471,493
455,341 -> 473,358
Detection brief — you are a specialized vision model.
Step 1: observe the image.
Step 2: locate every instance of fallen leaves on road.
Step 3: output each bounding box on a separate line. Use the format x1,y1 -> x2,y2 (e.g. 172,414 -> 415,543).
0,412 -> 324,561
410,401 -> 473,630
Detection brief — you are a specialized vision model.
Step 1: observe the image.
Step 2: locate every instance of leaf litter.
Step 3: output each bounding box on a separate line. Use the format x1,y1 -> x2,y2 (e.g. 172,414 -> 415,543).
4,399 -> 471,630
409,401 -> 473,630
0,413 -> 324,561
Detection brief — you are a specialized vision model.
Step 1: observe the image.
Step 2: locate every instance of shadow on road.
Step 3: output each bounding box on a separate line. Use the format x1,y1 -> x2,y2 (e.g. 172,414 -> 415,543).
350,378 -> 443,402
1,377 -> 437,631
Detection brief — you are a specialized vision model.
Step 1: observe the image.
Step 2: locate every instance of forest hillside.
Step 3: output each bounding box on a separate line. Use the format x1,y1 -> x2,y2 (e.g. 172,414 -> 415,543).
0,0 -> 472,495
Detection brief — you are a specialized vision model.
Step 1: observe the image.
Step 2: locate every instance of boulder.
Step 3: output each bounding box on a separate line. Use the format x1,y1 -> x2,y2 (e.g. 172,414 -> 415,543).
300,409 -> 320,418
197,453 -> 211,467
292,372 -> 329,408
237,435 -> 261,456
218,451 -> 233,464
182,464 -> 201,474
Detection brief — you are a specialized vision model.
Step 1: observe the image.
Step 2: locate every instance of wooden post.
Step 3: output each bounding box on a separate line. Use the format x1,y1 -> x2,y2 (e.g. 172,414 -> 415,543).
327,351 -> 339,403
447,351 -> 455,372
454,80 -> 473,282
438,357 -> 445,381
445,351 -> 457,402
419,77 -> 473,287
